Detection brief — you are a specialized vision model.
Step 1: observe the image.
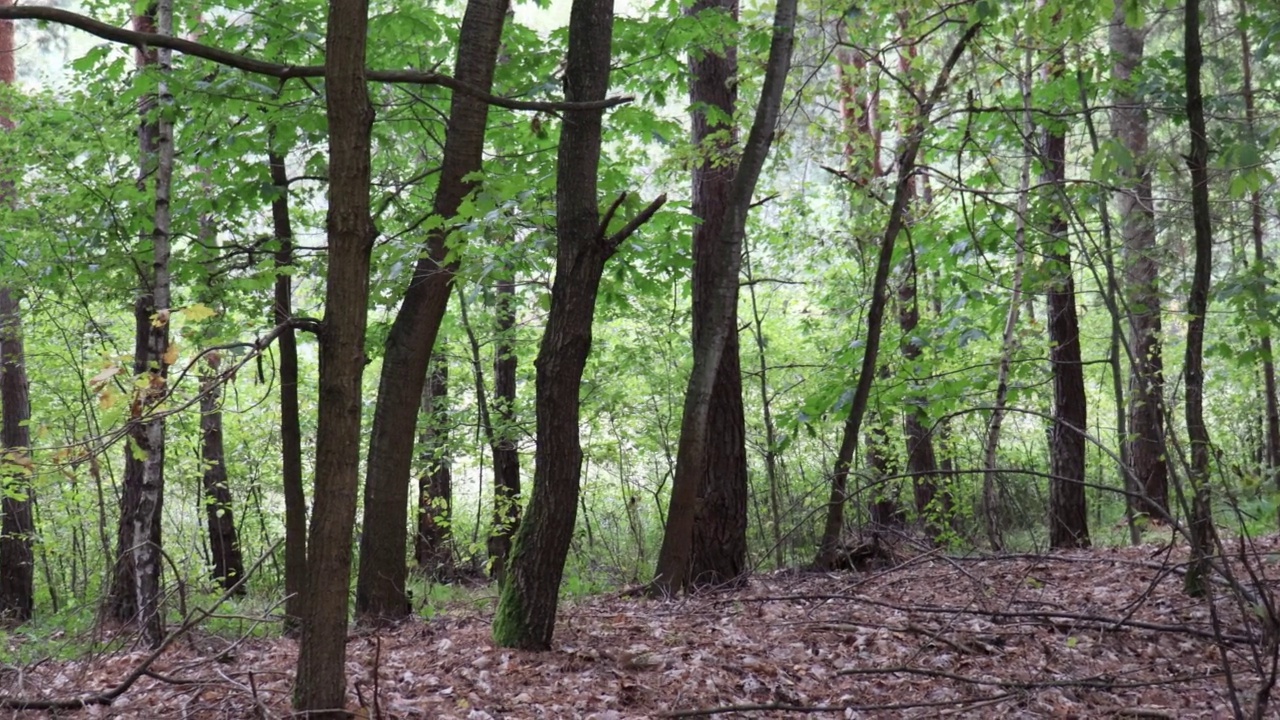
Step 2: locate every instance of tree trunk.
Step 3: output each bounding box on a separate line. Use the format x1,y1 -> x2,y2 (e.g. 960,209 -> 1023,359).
292,0 -> 375,710
813,23 -> 981,569
493,0 -> 665,646
1182,0 -> 1215,596
1236,0 -> 1280,504
488,276 -> 521,581
0,289 -> 33,621
0,3 -> 34,622
199,353 -> 245,593
268,145 -> 307,634
1110,1 -> 1167,518
686,0 -> 748,589
415,356 -> 453,579
1041,32 -> 1089,550
653,0 -> 797,595
106,0 -> 174,647
356,0 -> 508,623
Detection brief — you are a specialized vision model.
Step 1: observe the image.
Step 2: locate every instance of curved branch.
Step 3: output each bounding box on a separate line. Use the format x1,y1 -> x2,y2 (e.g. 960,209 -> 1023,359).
0,6 -> 632,112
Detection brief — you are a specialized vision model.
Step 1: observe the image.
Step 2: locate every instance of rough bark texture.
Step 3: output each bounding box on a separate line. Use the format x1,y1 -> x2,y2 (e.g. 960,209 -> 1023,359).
492,0 -> 617,649
106,0 -> 173,647
1182,0 -> 1215,596
813,23 -> 981,569
0,2 -> 35,622
415,357 -> 453,579
1042,37 -> 1089,550
0,289 -> 33,621
292,0 -> 374,710
487,278 -> 521,581
199,354 -> 245,593
687,0 -> 748,589
356,0 -> 508,623
268,146 -> 306,634
1110,3 -> 1167,518
653,0 -> 796,595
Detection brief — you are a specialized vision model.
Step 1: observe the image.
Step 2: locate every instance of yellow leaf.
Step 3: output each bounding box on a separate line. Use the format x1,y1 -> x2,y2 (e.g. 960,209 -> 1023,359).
99,387 -> 118,410
89,364 -> 122,389
163,343 -> 180,366
179,303 -> 218,322
151,308 -> 171,328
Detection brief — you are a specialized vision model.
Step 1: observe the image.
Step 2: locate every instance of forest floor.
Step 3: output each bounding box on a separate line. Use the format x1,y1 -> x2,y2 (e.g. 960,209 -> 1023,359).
2,534 -> 1279,719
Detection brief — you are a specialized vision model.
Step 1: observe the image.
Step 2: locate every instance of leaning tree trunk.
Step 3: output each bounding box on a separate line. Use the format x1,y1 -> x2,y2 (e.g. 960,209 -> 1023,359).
1111,1 -> 1167,518
292,0 -> 375,710
1182,0 -> 1215,597
415,356 -> 453,579
652,0 -> 797,595
356,0 -> 508,623
493,0 -> 666,647
1041,30 -> 1090,550
199,353 -> 245,593
686,0 -> 748,589
1236,0 -> 1280,502
106,0 -> 174,648
0,2 -> 35,622
268,144 -> 307,634
813,23 -> 981,569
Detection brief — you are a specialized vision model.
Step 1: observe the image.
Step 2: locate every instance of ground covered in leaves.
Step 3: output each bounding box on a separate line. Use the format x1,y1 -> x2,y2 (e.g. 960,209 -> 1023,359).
3,536 -> 1278,718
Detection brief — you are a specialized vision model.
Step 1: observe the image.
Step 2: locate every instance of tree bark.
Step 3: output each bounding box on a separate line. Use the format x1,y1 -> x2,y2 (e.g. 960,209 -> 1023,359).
1042,31 -> 1089,550
488,276 -> 521,581
199,353 -> 245,593
355,0 -> 508,623
813,22 -> 981,569
292,0 -> 375,711
268,145 -> 307,635
415,356 -> 453,579
686,0 -> 748,589
1181,0 -> 1215,596
1110,1 -> 1167,518
493,0 -> 665,647
653,0 -> 797,595
106,0 -> 174,647
0,1 -> 34,622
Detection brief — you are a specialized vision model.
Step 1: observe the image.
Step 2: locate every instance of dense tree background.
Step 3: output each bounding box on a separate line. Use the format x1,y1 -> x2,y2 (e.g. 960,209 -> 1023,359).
0,0 -> 1279,711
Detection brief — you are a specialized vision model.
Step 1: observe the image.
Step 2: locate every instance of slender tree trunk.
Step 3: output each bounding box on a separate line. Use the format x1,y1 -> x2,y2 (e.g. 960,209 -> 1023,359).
653,0 -> 797,595
686,0 -> 748,588
493,0 -> 665,646
1236,0 -> 1280,502
982,49 -> 1034,551
743,241 -> 784,567
356,0 -> 508,623
199,353 -> 245,593
0,2 -> 34,622
292,0 -> 375,710
1111,2 -> 1167,518
415,356 -> 453,579
106,0 -> 174,647
268,145 -> 307,634
1182,0 -> 1215,596
488,276 -> 521,581
1041,30 -> 1089,550
813,23 -> 981,569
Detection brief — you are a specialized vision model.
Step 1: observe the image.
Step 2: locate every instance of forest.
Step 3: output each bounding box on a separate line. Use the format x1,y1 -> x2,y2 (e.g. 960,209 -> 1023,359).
0,0 -> 1278,715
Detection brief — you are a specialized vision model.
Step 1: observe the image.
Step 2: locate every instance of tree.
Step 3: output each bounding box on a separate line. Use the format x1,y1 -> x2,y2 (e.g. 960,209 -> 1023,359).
355,0 -> 509,623
415,355 -> 453,579
1110,0 -> 1167,518
653,0 -> 797,595
0,0 -> 34,622
493,0 -> 664,647
1041,21 -> 1089,550
105,0 -> 175,646
198,352 -> 245,594
292,0 -> 376,710
686,0 -> 748,588
487,275 -> 521,580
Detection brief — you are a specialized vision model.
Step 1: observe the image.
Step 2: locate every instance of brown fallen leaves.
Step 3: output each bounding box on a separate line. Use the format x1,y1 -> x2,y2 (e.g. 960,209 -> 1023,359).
2,536 -> 1277,718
